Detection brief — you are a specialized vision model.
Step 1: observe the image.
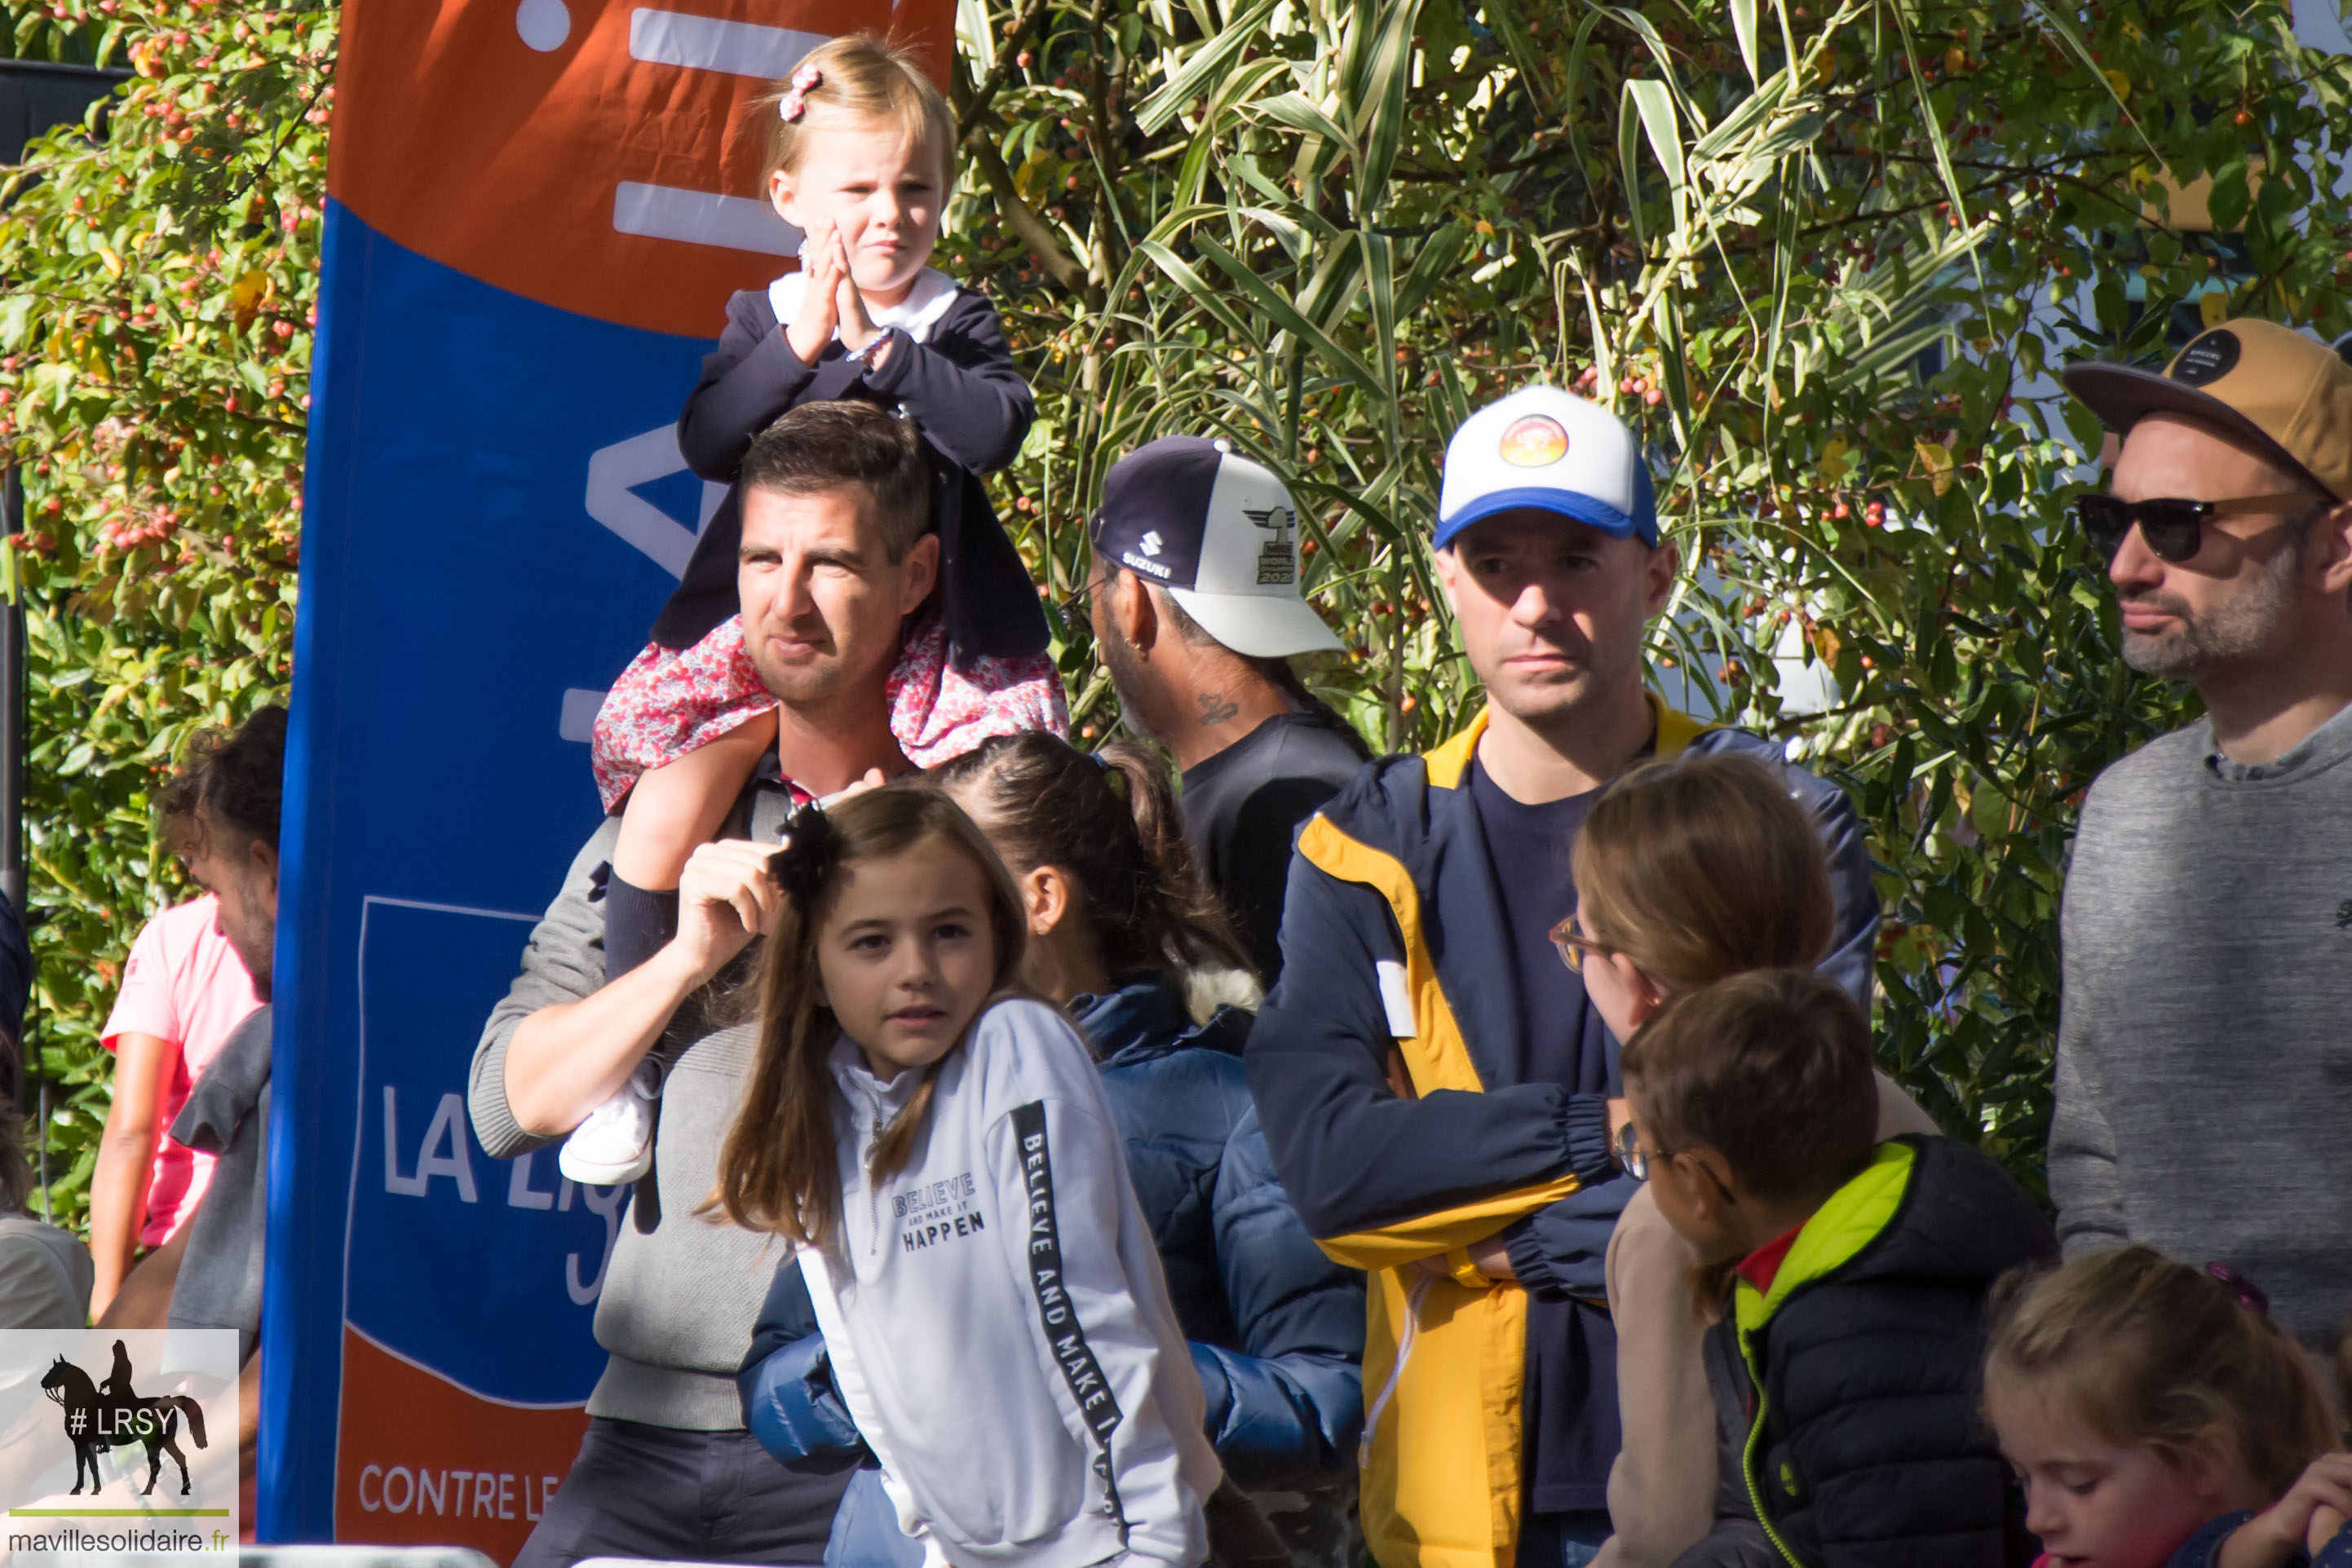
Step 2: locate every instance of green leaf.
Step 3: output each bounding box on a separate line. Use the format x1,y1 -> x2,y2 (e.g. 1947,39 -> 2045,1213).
1731,0 -> 1762,85
1618,86 -> 1648,251
1350,0 -> 1422,217
1253,91 -> 1355,153
1363,229 -> 1397,404
1132,0 -> 1282,135
1191,236 -> 1387,400
2206,161 -> 2253,232
1395,223 -> 1468,321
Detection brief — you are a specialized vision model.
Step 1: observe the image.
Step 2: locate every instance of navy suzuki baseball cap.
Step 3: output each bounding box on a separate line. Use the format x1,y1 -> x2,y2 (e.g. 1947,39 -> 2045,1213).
1089,437 -> 1343,659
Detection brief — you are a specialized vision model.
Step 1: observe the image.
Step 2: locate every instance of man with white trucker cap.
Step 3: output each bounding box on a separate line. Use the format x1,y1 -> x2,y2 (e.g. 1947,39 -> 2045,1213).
1244,386 -> 1880,1568
2049,318 -> 2352,1354
1085,435 -> 1370,983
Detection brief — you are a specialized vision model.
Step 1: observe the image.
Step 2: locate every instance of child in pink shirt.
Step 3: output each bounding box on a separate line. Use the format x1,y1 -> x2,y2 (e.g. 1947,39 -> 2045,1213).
90,892 -> 261,1316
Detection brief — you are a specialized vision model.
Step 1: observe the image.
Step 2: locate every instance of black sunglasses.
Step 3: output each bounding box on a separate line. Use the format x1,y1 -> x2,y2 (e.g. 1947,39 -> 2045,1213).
2074,492 -> 2320,564
1050,572 -> 1101,636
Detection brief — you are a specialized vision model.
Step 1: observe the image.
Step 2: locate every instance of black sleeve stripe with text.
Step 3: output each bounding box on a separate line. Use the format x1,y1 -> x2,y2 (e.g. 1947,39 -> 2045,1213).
1011,1099 -> 1130,1531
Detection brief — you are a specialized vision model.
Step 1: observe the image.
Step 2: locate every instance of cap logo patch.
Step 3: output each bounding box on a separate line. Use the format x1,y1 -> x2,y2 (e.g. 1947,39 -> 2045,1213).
1499,414 -> 1569,467
1120,528 -> 1173,580
2172,329 -> 2240,386
1245,504 -> 1297,585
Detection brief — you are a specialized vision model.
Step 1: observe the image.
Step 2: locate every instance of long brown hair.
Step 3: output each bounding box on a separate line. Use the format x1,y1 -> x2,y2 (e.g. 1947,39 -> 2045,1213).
1986,1248 -> 2338,1498
928,732 -> 1254,981
1571,750 -> 1833,992
714,785 -> 1028,1252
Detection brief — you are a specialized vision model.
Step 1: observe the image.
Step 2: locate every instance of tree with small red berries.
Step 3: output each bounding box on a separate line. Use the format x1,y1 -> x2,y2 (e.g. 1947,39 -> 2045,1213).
1,0 -> 328,1224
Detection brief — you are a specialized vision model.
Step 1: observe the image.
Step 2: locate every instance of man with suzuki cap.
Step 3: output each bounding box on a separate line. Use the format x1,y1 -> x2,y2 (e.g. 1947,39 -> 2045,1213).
1085,435 -> 1370,983
2049,318 -> 2352,1354
1244,386 -> 1880,1568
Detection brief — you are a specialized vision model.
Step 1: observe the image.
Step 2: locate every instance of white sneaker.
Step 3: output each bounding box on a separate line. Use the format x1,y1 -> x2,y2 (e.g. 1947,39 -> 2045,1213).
559,1058 -> 661,1186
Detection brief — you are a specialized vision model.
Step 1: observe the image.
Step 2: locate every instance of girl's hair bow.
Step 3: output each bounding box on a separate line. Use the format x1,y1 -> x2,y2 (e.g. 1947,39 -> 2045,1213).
779,63 -> 823,123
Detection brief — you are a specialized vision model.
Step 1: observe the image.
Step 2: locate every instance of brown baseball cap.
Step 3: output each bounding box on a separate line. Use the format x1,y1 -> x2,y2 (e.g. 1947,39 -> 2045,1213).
2063,318 -> 2352,501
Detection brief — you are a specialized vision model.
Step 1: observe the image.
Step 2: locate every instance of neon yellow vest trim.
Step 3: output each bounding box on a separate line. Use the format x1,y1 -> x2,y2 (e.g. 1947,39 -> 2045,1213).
1732,1142 -> 1920,1568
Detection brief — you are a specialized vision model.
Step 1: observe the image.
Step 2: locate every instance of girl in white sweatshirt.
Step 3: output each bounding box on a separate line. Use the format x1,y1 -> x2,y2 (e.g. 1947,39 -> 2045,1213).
716,785 -> 1220,1568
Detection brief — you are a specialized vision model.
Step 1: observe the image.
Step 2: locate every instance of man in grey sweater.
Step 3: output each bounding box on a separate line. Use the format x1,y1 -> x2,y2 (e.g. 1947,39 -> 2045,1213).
2052,318 -> 2352,1354
472,404 -> 951,1566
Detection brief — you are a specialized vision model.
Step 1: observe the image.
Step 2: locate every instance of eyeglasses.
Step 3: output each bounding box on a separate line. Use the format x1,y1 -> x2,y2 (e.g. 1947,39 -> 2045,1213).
1614,1120 -> 1737,1205
1550,911 -> 1611,974
2074,492 -> 2321,564
1615,1120 -> 1660,1182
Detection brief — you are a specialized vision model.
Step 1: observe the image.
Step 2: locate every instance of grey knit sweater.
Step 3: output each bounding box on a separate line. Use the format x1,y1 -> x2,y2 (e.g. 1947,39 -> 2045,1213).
469,780 -> 794,1429
2050,706 -> 2352,1350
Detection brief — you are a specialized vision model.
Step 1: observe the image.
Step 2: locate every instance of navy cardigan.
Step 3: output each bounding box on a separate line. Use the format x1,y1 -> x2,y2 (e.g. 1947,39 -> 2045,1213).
655,285 -> 1046,661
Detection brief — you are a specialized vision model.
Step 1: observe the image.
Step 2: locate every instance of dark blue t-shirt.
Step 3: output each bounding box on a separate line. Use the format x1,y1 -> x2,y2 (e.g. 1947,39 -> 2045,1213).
1465,761 -> 1611,1095
1466,759 -> 1621,1522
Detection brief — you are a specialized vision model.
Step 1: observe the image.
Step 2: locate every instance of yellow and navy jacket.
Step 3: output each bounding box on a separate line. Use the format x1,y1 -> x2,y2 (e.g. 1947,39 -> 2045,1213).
1704,1136 -> 2054,1568
1244,701 -> 1881,1568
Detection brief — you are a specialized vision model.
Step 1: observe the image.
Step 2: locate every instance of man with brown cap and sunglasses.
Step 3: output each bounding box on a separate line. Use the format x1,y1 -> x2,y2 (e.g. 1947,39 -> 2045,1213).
2050,317 -> 2352,1356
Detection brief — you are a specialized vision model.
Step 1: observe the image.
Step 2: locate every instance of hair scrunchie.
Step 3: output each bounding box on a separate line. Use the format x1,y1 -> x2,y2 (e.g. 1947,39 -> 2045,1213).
1089,750 -> 1129,797
2204,1262 -> 2270,1318
770,801 -> 842,912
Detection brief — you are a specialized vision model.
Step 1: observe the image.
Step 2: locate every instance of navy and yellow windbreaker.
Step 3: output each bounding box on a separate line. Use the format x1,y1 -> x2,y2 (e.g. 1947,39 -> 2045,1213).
1244,700 -> 1879,1568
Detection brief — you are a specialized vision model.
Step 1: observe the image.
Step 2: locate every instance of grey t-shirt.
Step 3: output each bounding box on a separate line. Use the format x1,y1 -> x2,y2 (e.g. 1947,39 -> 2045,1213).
2050,705 -> 2352,1349
168,1004 -> 272,1362
2207,700 -> 2352,783
0,1212 -> 92,1328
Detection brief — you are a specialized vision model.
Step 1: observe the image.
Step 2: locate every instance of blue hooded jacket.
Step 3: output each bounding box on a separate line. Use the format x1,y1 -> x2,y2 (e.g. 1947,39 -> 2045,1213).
740,973 -> 1364,1494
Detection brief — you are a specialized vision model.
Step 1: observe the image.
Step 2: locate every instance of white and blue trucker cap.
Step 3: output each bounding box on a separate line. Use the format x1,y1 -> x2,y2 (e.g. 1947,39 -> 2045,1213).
1435,386 -> 1658,549
1091,436 -> 1344,659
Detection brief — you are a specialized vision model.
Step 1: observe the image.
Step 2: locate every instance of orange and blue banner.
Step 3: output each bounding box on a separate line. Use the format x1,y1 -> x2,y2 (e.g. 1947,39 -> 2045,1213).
270,2 -> 951,1556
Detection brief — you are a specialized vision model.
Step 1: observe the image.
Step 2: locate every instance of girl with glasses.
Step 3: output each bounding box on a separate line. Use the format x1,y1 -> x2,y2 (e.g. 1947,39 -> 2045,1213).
1555,753 -> 1940,1568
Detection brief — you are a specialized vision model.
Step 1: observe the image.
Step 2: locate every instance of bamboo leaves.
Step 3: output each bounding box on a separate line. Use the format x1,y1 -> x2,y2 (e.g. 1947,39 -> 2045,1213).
1349,0 -> 1421,218
1731,0 -> 1763,86
1132,0 -> 1282,132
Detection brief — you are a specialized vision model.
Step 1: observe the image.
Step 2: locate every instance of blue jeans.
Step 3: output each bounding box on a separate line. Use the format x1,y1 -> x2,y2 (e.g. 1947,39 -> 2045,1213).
825,1467 -> 922,1568
1516,1509 -> 1612,1568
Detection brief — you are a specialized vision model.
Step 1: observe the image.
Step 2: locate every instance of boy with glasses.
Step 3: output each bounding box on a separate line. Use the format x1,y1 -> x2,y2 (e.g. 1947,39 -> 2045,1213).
1618,969 -> 2049,1568
2050,318 -> 2352,1356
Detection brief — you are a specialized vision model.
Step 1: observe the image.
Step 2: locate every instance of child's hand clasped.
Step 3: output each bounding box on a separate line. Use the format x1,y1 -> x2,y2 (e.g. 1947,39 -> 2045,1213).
828,228 -> 884,360
2218,1455 -> 2352,1568
785,223 -> 887,365
786,221 -> 845,362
